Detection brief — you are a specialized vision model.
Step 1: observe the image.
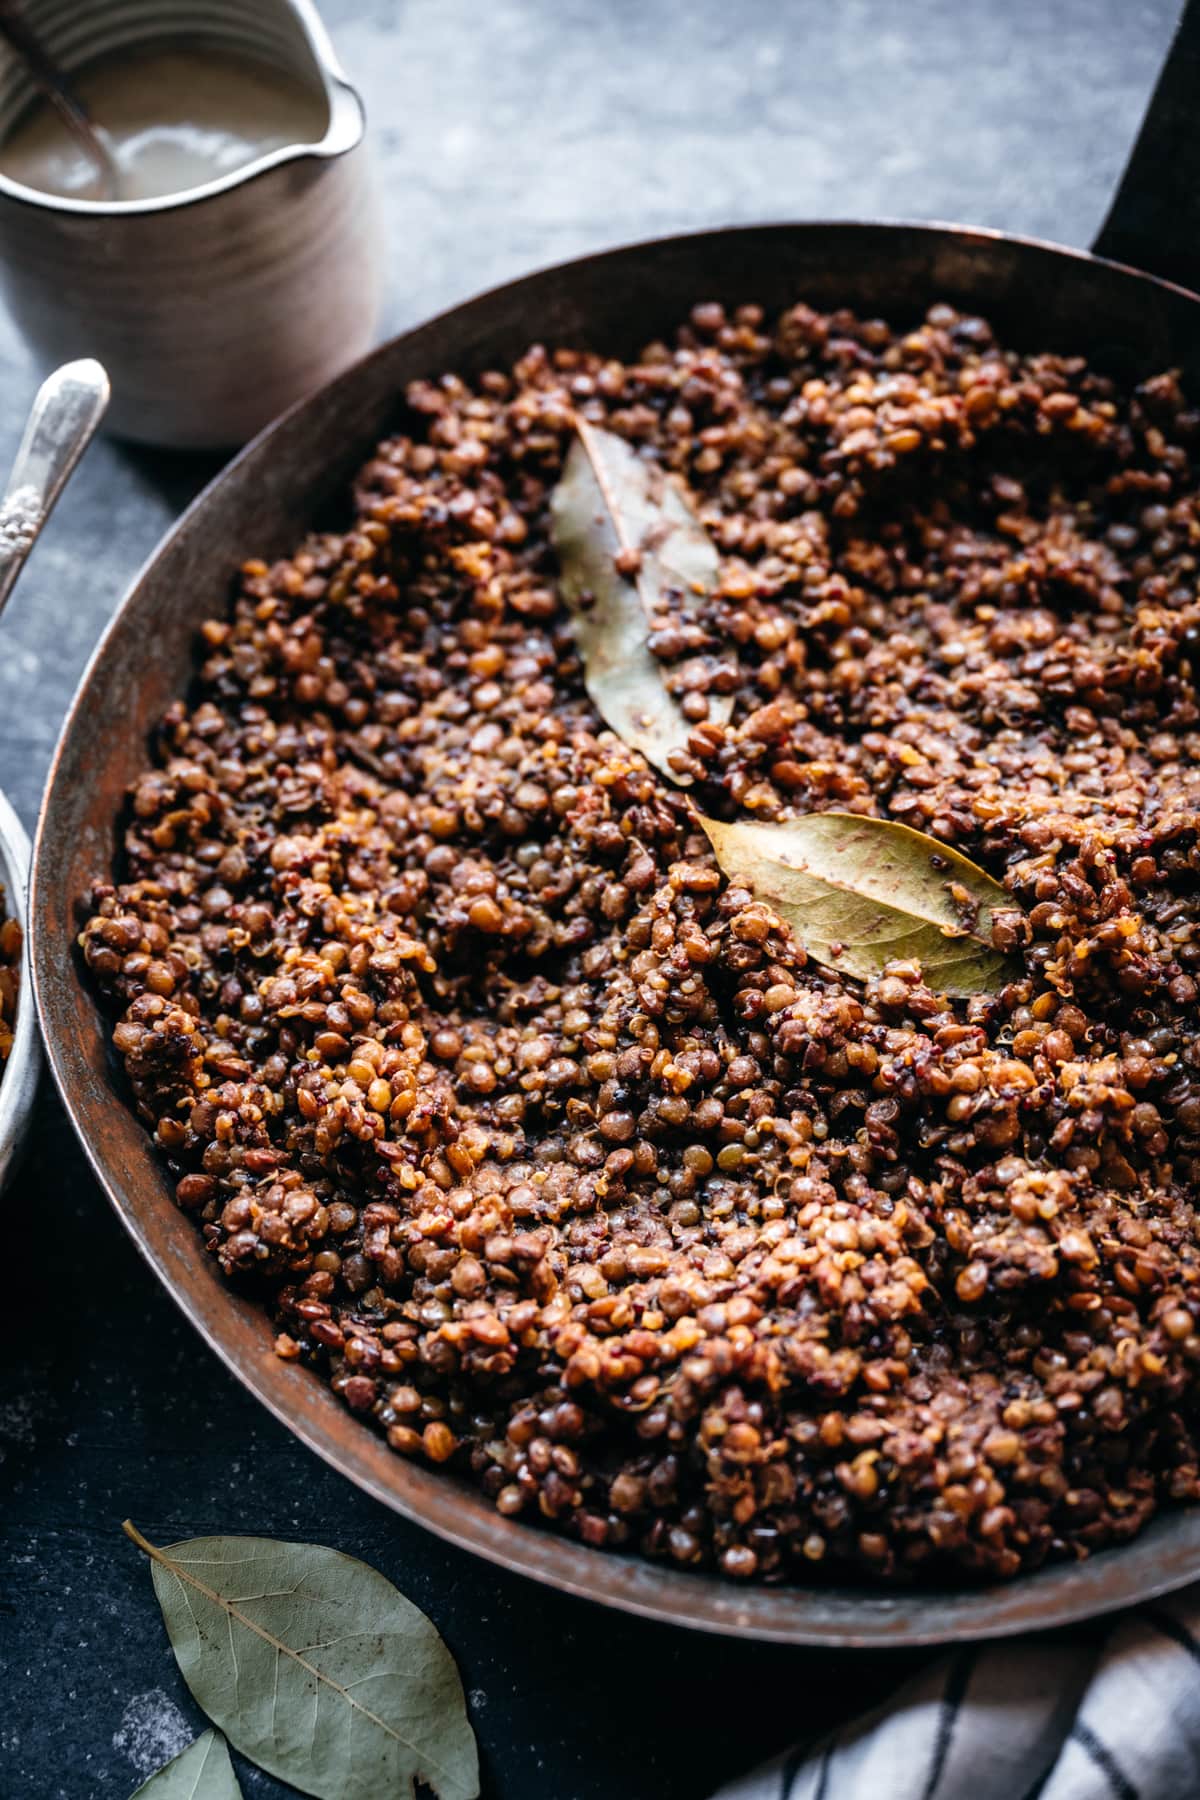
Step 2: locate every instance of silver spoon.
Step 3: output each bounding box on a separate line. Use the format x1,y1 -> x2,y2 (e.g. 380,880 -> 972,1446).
0,360 -> 110,624
0,1 -> 121,200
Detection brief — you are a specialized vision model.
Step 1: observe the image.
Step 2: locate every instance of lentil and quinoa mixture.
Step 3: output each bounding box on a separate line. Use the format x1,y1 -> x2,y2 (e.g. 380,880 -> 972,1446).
0,888 -> 19,1070
82,299 -> 1200,1584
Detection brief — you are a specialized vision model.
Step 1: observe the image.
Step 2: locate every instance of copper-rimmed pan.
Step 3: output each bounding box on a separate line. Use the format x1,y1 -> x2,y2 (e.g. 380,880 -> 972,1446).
28,4 -> 1200,1645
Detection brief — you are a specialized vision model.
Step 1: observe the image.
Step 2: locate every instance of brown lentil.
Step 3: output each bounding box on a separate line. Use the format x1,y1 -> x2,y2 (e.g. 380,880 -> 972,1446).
81,298 -> 1200,1586
0,890 -> 19,1071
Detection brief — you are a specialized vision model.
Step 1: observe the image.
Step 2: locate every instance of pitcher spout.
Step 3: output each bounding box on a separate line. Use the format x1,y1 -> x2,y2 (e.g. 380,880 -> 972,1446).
289,0 -> 366,162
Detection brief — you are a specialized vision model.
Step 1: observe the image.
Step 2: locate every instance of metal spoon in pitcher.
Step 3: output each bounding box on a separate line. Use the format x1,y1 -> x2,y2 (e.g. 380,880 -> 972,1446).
0,361 -> 110,625
0,1 -> 120,200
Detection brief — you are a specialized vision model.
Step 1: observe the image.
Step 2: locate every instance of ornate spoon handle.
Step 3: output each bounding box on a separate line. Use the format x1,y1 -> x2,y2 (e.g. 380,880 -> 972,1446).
0,360 -> 109,624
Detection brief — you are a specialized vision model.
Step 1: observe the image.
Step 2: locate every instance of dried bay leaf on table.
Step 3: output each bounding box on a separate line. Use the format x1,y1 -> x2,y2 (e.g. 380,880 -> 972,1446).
124,1523 -> 479,1800
550,418 -> 732,780
129,1731 -> 242,1800
699,810 -> 1016,997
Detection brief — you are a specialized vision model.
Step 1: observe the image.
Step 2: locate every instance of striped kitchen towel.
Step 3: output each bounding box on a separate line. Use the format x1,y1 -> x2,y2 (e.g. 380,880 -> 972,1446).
713,1590 -> 1200,1799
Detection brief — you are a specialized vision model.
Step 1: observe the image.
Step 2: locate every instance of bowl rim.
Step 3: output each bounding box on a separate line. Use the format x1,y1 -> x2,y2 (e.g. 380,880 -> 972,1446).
30,217 -> 1200,1645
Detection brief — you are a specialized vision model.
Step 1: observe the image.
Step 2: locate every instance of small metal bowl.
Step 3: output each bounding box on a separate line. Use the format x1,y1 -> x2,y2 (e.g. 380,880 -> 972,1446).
0,787 -> 39,1192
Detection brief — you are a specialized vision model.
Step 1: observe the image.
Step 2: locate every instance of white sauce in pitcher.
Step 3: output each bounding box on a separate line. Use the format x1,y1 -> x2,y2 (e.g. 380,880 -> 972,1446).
0,47 -> 327,203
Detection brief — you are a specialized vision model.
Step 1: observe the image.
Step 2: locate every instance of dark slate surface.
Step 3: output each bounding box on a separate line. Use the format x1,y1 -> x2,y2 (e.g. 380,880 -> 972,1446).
0,2 -> 1180,1795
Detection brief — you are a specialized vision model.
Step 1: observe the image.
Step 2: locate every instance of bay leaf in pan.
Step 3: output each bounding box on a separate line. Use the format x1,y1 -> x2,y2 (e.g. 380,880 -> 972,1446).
698,810 -> 1016,997
550,418 -> 732,779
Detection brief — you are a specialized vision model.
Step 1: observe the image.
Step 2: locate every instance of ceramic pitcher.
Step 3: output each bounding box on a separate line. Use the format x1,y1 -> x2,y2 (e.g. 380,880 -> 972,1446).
0,0 -> 382,448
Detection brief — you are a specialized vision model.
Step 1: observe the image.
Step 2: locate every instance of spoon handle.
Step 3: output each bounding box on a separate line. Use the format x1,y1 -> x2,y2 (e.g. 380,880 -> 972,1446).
0,360 -> 109,623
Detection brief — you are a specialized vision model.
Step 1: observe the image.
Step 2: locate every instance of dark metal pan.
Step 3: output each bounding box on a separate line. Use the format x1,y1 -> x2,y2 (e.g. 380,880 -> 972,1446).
29,3 -> 1200,1645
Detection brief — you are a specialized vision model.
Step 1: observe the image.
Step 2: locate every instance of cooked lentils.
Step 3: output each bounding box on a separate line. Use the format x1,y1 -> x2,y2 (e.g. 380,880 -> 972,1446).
0,888 -> 19,1069
82,299 -> 1200,1584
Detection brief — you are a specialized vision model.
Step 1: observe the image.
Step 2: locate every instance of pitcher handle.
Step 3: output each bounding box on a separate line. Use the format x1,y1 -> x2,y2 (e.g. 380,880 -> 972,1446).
1093,0 -> 1200,291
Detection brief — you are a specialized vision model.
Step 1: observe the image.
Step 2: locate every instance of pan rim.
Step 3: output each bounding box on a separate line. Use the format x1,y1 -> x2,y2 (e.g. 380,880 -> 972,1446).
32,215 -> 1200,1646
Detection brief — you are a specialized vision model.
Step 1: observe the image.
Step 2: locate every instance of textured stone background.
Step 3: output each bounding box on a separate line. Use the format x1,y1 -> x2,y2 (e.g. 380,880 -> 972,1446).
0,2 -> 1181,1795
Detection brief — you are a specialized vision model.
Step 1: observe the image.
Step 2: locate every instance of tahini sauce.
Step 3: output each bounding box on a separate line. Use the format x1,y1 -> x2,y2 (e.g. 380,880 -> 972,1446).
0,47 -> 327,202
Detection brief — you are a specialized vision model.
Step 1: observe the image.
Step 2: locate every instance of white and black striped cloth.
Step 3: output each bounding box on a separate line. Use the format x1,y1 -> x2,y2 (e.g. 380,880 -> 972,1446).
714,1592 -> 1200,1800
